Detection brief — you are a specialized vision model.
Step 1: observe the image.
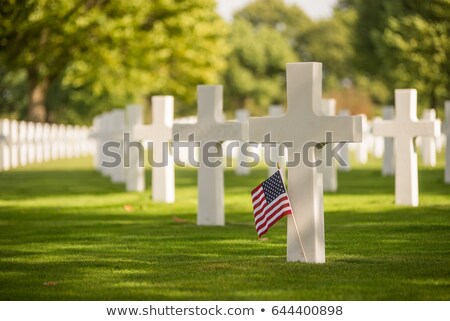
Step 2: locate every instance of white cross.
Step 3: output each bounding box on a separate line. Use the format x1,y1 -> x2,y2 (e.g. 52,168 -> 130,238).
337,109 -> 351,172
125,104 -> 145,192
250,63 -> 362,263
371,117 -> 385,158
35,122 -> 44,163
109,109 -> 126,184
27,122 -> 36,164
131,96 -> 175,203
90,116 -> 102,170
42,123 -> 51,162
267,105 -> 287,181
421,109 -> 437,167
19,121 -> 28,166
381,106 -> 395,176
318,99 -> 337,193
373,89 -> 439,206
92,112 -> 114,177
444,101 -> 450,184
355,114 -> 369,164
173,85 -> 247,226
0,119 -> 11,171
234,109 -> 251,176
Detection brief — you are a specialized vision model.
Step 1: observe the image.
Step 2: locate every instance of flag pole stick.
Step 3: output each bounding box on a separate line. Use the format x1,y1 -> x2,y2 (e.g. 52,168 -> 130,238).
290,212 -> 309,263
277,163 -> 309,263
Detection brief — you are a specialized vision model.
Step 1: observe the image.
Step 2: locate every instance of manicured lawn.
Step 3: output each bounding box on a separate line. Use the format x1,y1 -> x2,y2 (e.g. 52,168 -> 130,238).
0,154 -> 449,300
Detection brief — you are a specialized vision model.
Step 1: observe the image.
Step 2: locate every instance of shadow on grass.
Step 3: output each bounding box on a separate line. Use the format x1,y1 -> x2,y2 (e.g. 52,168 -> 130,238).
0,158 -> 449,300
0,169 -> 125,200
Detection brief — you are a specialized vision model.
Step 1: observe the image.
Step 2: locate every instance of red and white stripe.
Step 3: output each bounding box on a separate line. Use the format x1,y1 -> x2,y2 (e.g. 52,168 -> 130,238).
251,184 -> 292,237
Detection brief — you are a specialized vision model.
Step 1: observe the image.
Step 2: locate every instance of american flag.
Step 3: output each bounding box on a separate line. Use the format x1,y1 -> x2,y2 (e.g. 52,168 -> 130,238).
251,170 -> 292,237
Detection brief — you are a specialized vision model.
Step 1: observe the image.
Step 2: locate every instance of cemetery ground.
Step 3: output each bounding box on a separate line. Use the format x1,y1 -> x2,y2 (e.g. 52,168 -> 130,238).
0,154 -> 449,301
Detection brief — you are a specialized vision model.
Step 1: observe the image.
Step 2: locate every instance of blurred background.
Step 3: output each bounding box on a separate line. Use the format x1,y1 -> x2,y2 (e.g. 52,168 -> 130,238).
0,0 -> 449,124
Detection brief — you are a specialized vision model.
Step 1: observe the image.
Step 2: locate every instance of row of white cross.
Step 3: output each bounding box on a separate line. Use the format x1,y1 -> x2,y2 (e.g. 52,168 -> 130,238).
0,120 -> 92,171
89,62 -> 450,263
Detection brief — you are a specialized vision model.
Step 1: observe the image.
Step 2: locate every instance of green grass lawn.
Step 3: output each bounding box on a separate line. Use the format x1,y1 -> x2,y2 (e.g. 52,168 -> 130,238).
0,153 -> 449,300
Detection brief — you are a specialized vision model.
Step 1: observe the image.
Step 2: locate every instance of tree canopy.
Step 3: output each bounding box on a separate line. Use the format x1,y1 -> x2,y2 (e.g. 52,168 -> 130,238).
223,18 -> 297,115
0,0 -> 227,122
1,0 -> 449,123
349,0 -> 450,108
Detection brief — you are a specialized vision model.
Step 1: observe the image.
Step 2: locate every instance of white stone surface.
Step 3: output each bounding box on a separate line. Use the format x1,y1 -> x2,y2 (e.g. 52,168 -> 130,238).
50,124 -> 59,160
249,63 -> 362,263
355,114 -> 369,164
73,126 -> 82,158
435,119 -> 443,153
125,105 -> 145,192
318,99 -> 338,192
173,86 -> 247,226
173,116 -> 198,165
42,123 -> 51,162
234,109 -> 251,176
65,125 -> 75,159
132,96 -> 175,203
19,121 -> 28,166
58,124 -> 66,159
382,106 -> 395,176
90,116 -> 102,170
0,119 -> 11,171
337,109 -> 351,172
444,101 -> 450,184
81,126 -> 90,156
98,113 -> 111,176
373,89 -> 439,206
9,120 -> 19,168
267,105 -> 287,181
371,117 -> 384,158
110,110 -> 126,184
421,109 -> 437,167
27,122 -> 36,164
35,122 -> 44,163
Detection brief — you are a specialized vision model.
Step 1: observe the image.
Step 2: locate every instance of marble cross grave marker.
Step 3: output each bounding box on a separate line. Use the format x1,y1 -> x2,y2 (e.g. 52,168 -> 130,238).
318,99 -> 338,193
234,109 -> 251,176
19,121 -> 28,166
421,109 -> 437,167
337,109 -> 351,172
0,119 -> 11,171
110,110 -> 126,184
125,104 -> 145,193
355,114 -> 369,164
373,89 -> 440,206
249,63 -> 362,263
131,96 -> 175,203
173,85 -> 247,226
381,106 -> 395,176
267,105 -> 287,181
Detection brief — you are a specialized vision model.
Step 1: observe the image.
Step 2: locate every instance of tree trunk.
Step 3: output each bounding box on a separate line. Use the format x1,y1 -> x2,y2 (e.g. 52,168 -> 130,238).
27,68 -> 49,122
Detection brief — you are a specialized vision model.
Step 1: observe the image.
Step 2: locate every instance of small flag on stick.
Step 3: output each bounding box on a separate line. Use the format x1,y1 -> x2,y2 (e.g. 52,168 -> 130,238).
251,170 -> 292,237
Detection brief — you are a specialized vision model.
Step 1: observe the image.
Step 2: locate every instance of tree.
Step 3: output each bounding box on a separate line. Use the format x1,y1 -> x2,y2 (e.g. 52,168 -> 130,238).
223,19 -> 297,115
299,8 -> 356,90
348,0 -> 450,108
234,0 -> 312,58
0,0 -> 228,123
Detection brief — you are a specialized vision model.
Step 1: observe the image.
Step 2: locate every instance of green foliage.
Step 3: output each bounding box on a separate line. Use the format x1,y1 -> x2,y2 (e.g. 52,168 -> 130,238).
349,0 -> 450,109
0,156 -> 449,299
223,19 -> 297,115
381,15 -> 450,109
300,9 -> 356,90
0,68 -> 27,118
0,0 -> 228,123
234,0 -> 312,48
